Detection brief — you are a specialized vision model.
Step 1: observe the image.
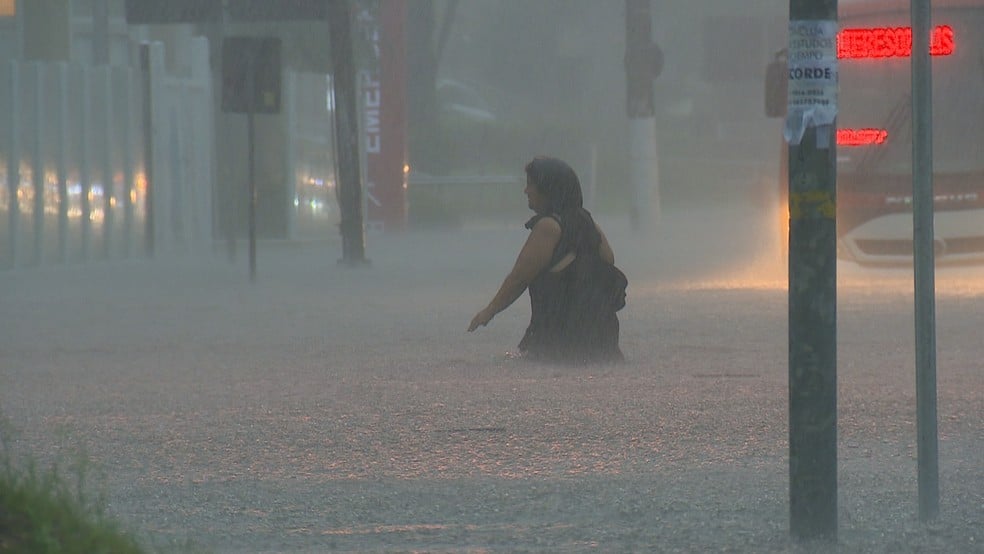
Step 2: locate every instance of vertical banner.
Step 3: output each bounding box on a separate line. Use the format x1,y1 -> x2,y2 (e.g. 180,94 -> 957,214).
356,1 -> 408,233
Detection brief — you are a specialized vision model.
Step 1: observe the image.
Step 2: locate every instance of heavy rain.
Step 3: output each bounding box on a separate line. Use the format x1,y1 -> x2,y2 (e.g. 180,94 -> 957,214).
1,0 -> 982,552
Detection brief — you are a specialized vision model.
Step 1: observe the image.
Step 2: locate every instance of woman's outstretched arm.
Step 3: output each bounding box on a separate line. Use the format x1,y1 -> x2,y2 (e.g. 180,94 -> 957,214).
468,217 -> 561,331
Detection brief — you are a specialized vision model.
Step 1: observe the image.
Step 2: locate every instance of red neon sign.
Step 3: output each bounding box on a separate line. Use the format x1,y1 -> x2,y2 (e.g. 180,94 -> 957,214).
838,25 -> 954,59
837,128 -> 889,146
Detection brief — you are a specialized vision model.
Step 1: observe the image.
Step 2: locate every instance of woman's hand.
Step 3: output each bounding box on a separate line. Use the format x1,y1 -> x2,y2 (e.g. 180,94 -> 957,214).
468,308 -> 495,332
468,216 -> 560,334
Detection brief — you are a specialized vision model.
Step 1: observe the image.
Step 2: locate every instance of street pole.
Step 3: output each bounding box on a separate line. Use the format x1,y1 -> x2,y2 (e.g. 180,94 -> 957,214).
328,0 -> 369,266
624,0 -> 660,231
911,0 -> 939,522
786,0 -> 838,541
247,54 -> 257,283
140,44 -> 155,258
6,61 -> 20,269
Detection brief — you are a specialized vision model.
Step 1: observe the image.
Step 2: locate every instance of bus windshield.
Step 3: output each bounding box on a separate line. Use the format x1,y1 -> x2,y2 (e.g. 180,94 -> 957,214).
837,8 -> 984,175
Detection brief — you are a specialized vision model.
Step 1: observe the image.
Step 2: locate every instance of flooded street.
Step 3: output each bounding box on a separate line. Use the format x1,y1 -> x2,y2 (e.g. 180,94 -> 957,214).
2,204 -> 982,552
2,1 -> 983,550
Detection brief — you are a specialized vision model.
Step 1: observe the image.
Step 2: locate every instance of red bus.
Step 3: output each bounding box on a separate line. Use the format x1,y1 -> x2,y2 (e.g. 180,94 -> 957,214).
766,0 -> 984,265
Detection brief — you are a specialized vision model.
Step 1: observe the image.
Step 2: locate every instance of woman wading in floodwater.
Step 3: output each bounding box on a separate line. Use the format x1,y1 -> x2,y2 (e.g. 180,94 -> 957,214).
468,156 -> 626,364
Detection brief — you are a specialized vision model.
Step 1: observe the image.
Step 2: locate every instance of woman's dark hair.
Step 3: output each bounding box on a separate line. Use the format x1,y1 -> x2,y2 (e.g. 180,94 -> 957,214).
524,156 -> 584,214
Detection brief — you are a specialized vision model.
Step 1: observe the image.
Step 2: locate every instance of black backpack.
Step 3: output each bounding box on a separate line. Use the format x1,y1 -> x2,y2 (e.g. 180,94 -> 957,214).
564,210 -> 627,314
572,253 -> 627,314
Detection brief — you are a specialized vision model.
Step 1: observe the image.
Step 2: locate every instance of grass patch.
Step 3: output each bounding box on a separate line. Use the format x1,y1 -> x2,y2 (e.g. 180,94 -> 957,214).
0,453 -> 145,553
0,421 -> 147,554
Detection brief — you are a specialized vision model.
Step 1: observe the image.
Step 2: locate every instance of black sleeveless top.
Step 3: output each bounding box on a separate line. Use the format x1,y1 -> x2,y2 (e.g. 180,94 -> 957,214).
518,210 -> 623,364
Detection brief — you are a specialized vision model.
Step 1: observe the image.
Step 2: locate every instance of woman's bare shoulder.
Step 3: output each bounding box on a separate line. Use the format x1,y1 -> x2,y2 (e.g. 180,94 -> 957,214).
530,214 -> 562,235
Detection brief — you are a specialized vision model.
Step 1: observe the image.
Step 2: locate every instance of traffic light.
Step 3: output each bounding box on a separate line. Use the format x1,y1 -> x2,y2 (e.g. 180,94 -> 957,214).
221,37 -> 282,114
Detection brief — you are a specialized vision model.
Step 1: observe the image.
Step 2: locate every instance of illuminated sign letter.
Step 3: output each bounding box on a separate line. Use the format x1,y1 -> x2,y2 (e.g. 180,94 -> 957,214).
838,25 -> 955,59
836,128 -> 889,146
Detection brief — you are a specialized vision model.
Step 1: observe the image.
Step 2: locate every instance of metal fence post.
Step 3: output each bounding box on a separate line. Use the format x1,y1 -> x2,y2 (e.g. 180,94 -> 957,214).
6,61 -> 21,269
31,62 -> 44,266
56,62 -> 68,263
911,0 -> 940,522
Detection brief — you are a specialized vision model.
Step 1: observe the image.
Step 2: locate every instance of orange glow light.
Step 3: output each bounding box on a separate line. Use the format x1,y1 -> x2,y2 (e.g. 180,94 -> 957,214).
837,128 -> 888,146
838,25 -> 954,59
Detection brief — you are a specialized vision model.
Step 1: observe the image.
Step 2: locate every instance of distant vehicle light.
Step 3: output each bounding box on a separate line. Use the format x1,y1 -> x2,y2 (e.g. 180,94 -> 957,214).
838,25 -> 954,59
837,128 -> 888,146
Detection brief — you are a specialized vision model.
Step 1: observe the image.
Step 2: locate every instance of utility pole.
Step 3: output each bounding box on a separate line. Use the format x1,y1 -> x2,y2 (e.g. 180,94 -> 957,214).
328,0 -> 368,265
624,0 -> 662,231
911,0 -> 939,522
785,0 -> 838,541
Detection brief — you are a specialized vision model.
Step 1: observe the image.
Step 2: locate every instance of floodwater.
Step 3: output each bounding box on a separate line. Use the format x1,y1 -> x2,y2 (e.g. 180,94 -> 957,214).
2,1 -> 982,549
2,200 -> 982,552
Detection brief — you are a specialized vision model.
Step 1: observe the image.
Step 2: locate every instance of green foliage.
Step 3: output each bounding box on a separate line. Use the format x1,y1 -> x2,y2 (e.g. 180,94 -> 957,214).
0,424 -> 145,554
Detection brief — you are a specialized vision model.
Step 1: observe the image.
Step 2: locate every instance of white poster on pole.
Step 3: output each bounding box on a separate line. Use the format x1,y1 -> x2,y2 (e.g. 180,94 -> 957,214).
784,20 -> 838,146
